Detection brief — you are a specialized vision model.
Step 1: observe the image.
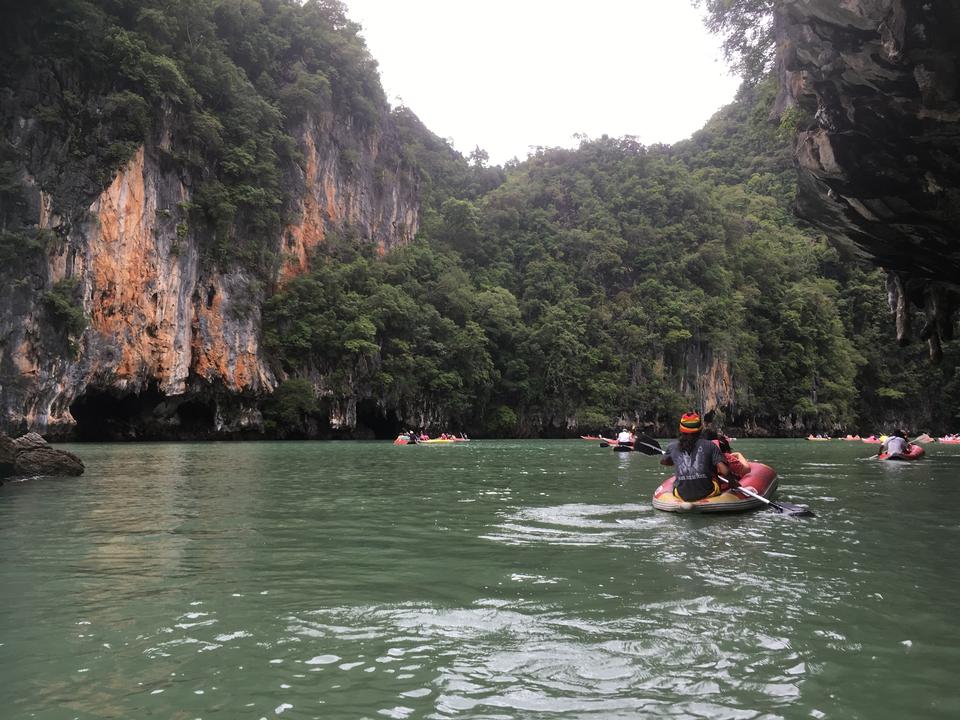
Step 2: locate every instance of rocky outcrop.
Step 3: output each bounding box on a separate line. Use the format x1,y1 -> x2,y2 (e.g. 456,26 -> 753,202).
0,433 -> 16,477
0,432 -> 83,478
776,0 -> 960,360
281,114 -> 419,280
0,109 -> 419,438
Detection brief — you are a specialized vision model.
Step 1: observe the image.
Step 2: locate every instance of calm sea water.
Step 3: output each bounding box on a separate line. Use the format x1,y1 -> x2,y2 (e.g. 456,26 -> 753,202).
2,439 -> 959,719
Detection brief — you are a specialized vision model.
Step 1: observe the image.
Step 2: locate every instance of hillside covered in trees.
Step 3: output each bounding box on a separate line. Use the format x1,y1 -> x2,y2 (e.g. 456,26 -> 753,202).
264,79 -> 960,437
1,0 -> 957,439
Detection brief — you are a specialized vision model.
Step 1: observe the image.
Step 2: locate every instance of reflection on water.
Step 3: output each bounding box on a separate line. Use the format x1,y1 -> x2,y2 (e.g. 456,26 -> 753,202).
2,440 -> 960,718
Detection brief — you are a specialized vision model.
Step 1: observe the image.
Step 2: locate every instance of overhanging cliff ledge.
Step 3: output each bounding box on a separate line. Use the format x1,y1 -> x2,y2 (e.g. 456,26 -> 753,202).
777,0 -> 960,360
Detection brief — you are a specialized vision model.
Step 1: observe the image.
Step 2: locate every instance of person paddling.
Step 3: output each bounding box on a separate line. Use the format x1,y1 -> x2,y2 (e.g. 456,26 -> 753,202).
616,427 -> 634,446
879,429 -> 911,457
704,429 -> 750,478
660,412 -> 730,502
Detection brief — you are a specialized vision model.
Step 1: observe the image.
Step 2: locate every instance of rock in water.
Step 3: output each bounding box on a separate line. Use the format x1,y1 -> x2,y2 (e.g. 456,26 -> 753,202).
10,433 -> 85,477
0,434 -> 16,478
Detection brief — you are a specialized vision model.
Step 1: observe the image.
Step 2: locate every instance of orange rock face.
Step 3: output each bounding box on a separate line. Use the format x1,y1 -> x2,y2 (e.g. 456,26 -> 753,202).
281,116 -> 420,282
85,147 -> 195,392
81,148 -> 273,395
699,354 -> 735,416
7,105 -> 421,434
281,131 -> 326,282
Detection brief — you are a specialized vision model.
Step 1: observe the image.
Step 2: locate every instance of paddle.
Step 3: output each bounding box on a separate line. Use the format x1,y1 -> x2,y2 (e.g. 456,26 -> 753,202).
632,434 -> 815,517
730,483 -> 814,517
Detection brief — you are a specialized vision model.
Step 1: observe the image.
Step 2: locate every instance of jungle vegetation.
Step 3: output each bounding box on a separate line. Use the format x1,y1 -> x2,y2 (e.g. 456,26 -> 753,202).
2,0 -> 956,437
265,78 -> 960,436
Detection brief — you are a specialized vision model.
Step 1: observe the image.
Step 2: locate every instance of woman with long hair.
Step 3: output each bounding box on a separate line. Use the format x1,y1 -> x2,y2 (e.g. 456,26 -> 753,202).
660,412 -> 730,501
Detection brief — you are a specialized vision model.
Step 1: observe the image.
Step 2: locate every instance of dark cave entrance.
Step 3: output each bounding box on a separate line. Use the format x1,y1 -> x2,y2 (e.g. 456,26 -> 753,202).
356,400 -> 403,439
69,385 -> 217,440
175,399 -> 215,434
70,385 -> 166,441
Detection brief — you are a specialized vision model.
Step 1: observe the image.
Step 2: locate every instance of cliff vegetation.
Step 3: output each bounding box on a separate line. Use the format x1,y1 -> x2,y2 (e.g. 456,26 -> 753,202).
1,0 -> 957,438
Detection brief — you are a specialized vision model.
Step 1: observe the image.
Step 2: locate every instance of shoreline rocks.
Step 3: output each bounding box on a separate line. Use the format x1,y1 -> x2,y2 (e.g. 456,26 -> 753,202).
0,432 -> 84,482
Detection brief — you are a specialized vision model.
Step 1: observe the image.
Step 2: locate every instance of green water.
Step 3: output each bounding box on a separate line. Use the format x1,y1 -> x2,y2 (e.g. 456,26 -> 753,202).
2,439 -> 960,719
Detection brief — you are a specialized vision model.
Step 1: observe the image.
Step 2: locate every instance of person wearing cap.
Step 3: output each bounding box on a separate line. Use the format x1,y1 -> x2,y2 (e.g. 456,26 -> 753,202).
879,429 -> 911,457
660,412 -> 730,501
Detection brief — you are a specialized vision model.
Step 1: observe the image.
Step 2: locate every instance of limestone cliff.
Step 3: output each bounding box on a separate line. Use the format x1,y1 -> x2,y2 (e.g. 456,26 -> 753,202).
776,0 -> 960,360
0,113 -> 419,438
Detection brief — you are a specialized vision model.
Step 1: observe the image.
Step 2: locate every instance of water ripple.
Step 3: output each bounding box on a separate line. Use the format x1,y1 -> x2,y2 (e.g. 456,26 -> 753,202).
2,440 -> 960,719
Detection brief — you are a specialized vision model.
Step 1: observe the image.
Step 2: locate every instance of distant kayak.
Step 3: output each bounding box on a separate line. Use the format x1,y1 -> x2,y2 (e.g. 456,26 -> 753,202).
879,445 -> 925,461
393,436 -> 469,445
653,463 -> 778,514
806,436 -> 831,441
611,444 -> 634,452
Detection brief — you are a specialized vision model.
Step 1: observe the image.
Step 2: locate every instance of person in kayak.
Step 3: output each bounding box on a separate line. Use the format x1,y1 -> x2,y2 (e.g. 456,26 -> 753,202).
879,430 -> 911,457
616,427 -> 634,445
704,429 -> 750,478
660,412 -> 729,501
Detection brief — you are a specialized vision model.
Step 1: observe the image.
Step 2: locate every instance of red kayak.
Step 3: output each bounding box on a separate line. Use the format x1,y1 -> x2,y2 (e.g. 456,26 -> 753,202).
652,463 -> 778,514
879,445 -> 925,461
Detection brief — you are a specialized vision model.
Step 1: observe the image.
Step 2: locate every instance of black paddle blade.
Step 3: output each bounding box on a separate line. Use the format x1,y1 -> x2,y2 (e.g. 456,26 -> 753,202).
599,441 -> 610,448
632,442 -> 663,456
735,483 -> 815,518
632,434 -> 664,456
636,433 -> 662,449
772,502 -> 815,517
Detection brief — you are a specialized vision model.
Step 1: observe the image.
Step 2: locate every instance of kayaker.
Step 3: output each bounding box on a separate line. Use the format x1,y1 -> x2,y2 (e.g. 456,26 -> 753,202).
660,412 -> 730,501
616,428 -> 633,445
704,430 -> 750,478
879,430 -> 910,457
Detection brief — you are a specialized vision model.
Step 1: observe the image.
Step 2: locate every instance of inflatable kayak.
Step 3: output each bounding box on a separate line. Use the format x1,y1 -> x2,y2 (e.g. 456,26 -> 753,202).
862,437 -> 883,444
806,436 -> 831,441
652,463 -> 778,514
879,445 -> 925,461
938,437 -> 960,444
612,443 -> 634,452
393,436 -> 469,445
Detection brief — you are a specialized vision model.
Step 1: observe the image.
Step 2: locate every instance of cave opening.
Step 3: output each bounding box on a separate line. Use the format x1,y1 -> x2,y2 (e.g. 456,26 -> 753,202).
175,399 -> 215,433
355,401 -> 403,439
70,384 -> 166,441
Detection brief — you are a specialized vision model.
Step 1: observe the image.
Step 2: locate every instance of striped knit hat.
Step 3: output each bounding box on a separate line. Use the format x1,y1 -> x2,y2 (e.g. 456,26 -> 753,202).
679,412 -> 702,434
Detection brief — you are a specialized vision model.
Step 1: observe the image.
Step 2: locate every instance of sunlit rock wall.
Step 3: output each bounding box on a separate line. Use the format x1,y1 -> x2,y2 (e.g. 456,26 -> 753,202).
281,113 -> 419,280
0,111 -> 419,437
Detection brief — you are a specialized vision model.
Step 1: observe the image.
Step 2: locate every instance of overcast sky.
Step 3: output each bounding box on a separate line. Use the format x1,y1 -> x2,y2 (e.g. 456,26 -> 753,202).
343,1 -> 742,165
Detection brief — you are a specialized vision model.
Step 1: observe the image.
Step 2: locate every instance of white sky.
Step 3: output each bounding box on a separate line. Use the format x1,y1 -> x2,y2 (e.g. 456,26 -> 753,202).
343,0 -> 742,165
